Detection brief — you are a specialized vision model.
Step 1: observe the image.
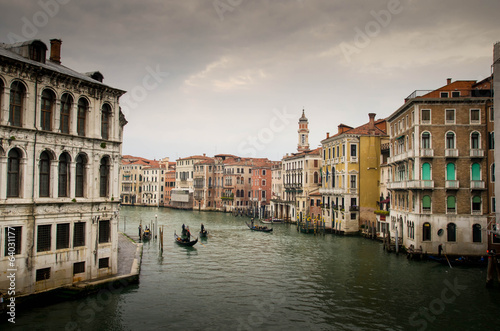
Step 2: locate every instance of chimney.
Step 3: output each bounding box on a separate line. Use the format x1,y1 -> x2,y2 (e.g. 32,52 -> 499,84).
368,113 -> 376,130
447,78 -> 452,85
50,39 -> 62,64
326,132 -> 330,139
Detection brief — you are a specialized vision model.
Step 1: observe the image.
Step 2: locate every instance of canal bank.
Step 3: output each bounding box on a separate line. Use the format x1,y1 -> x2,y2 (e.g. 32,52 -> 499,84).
1,232 -> 143,315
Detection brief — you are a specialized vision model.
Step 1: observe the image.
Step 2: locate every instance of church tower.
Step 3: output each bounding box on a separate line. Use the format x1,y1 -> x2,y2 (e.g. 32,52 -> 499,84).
297,109 -> 310,152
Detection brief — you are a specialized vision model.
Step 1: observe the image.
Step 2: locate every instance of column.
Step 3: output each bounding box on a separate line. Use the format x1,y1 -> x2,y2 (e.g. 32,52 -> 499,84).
0,156 -> 7,199
51,160 -> 58,198
69,161 -> 76,199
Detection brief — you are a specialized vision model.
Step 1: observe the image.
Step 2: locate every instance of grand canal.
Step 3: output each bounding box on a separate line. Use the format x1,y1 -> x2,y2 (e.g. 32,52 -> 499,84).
5,206 -> 500,330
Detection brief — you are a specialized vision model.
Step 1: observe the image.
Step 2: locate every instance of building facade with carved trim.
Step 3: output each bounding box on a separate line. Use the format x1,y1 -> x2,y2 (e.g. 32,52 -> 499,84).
0,39 -> 127,297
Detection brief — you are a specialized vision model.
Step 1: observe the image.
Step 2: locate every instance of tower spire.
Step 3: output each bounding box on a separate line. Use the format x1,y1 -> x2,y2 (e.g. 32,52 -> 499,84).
297,109 -> 310,152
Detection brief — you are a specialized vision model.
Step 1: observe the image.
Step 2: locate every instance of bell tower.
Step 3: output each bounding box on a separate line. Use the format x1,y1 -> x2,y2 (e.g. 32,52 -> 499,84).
297,109 -> 310,152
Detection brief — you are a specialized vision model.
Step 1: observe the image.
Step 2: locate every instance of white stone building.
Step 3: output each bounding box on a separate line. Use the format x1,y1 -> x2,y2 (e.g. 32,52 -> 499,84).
0,39 -> 126,297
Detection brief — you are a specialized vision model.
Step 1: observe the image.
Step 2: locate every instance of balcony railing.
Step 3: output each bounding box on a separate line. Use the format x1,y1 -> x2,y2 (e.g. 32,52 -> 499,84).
420,148 -> 434,157
387,181 -> 407,190
408,180 -> 434,189
319,188 -> 334,195
445,149 -> 459,157
470,180 -> 485,189
470,149 -> 484,157
445,180 -> 459,189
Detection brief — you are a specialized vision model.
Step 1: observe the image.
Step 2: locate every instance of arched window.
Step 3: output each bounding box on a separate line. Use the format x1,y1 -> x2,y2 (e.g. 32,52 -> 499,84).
471,132 -> 480,149
471,163 -> 481,181
101,104 -> 111,140
7,149 -> 21,197
446,132 -> 455,149
313,172 -> 319,184
446,163 -> 456,181
77,98 -> 88,136
423,222 -> 431,241
472,196 -> 481,212
75,154 -> 86,197
422,163 -> 431,180
39,151 -> 51,197
447,223 -> 456,242
472,224 -> 482,243
41,89 -> 55,131
447,196 -> 456,213
422,195 -> 431,212
99,157 -> 110,197
9,81 -> 25,127
58,153 -> 70,197
60,93 -> 72,134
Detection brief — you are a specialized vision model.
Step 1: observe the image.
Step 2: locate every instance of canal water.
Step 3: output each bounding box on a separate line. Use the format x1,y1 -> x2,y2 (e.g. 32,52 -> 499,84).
4,206 -> 500,330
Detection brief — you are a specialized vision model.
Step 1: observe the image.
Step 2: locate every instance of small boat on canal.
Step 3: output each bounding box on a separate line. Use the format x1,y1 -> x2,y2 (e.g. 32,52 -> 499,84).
174,233 -> 198,247
261,218 -> 283,224
142,228 -> 152,241
246,222 -> 273,232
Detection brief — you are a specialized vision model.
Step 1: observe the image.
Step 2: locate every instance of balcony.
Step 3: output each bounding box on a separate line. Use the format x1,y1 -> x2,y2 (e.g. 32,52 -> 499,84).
333,188 -> 346,195
349,206 -> 359,212
349,187 -> 357,194
420,148 -> 434,158
470,180 -> 486,190
408,180 -> 434,189
387,181 -> 407,190
319,188 -> 334,195
470,149 -> 485,158
445,149 -> 459,157
445,180 -> 459,189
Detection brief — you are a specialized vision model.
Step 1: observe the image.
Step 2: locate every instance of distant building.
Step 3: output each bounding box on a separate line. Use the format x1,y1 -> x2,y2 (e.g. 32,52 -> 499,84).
120,155 -> 154,205
141,158 -> 168,207
172,155 -> 211,209
272,110 -> 321,222
0,39 -> 126,296
164,162 -> 176,207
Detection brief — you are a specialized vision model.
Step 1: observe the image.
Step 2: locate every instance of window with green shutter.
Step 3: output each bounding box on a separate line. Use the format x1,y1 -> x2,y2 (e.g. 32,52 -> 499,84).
471,163 -> 481,181
422,163 -> 431,180
446,163 -> 455,181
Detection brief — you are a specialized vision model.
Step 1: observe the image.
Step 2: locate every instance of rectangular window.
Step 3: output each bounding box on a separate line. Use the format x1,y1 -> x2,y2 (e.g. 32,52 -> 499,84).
36,267 -> 51,281
73,262 -> 85,275
350,175 -> 356,188
350,213 -> 357,220
440,92 -> 449,98
451,91 -> 460,97
421,109 -> 431,123
98,220 -> 110,243
37,224 -> 51,252
262,191 -> 266,198
470,109 -> 480,124
445,109 -> 455,124
350,144 -> 357,157
99,257 -> 110,269
5,226 -> 22,256
490,107 -> 494,122
56,223 -> 70,249
73,222 -> 86,247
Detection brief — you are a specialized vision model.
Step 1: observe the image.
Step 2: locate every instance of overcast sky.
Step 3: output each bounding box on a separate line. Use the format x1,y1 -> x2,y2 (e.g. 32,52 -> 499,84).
1,0 -> 499,161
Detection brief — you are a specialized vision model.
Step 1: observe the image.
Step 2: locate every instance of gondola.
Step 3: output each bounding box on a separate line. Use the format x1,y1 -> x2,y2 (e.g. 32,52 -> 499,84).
246,222 -> 273,232
142,229 -> 152,241
428,255 -> 487,267
199,230 -> 208,238
174,233 -> 198,247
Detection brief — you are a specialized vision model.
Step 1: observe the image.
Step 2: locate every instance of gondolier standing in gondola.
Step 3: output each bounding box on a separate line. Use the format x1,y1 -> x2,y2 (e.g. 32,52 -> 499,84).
201,223 -> 205,233
186,226 -> 191,241
251,218 -> 254,228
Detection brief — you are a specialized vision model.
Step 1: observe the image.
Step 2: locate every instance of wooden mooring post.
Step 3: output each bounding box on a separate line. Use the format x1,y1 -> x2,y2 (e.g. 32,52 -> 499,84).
486,251 -> 500,287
